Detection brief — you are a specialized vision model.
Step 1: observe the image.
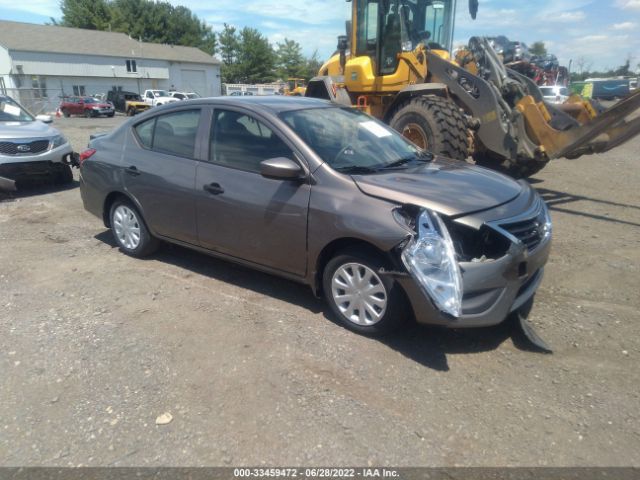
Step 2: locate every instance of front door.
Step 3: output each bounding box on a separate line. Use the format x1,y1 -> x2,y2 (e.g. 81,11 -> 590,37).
195,108 -> 310,277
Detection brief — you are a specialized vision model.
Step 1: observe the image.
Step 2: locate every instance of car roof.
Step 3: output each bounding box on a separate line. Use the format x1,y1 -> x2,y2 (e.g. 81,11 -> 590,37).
167,96 -> 335,114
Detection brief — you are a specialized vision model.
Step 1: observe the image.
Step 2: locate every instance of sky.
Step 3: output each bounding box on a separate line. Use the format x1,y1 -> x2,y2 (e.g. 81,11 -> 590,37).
0,0 -> 639,72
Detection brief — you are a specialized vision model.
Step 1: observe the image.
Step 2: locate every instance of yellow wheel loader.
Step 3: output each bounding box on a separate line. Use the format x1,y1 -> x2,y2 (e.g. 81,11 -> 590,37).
305,0 -> 640,177
284,78 -> 308,96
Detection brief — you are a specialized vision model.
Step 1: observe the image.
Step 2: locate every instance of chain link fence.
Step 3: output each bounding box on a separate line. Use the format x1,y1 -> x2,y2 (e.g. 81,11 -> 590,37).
1,88 -> 65,115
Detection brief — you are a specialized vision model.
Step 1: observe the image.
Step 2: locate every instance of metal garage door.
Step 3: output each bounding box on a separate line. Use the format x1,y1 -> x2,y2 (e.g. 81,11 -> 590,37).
181,69 -> 207,96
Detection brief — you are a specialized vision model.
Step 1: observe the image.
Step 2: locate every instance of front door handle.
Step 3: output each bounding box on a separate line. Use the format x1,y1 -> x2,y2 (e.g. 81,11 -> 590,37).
204,182 -> 224,195
125,166 -> 141,176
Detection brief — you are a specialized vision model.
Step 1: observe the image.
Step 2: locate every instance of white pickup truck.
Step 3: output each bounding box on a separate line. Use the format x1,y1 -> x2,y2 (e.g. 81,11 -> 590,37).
143,89 -> 180,107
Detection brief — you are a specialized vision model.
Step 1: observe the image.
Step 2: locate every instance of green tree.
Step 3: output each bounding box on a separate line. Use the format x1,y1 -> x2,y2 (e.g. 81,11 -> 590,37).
58,0 -> 112,30
304,49 -> 324,80
236,27 -> 276,83
614,60 -> 630,77
57,0 -> 216,55
529,41 -> 547,57
218,23 -> 241,83
276,38 -> 306,80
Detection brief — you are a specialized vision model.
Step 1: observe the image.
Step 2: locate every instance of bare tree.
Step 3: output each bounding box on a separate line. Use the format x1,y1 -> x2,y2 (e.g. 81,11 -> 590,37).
575,56 -> 592,76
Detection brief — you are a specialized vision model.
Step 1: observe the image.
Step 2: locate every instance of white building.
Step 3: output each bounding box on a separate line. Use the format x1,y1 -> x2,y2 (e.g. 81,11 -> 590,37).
0,20 -> 221,112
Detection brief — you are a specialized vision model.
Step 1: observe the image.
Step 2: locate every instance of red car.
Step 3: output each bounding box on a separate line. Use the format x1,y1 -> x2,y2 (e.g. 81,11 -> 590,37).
60,97 -> 115,118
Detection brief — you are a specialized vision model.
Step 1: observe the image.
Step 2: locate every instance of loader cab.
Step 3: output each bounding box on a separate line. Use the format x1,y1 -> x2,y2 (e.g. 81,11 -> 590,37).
354,0 -> 457,76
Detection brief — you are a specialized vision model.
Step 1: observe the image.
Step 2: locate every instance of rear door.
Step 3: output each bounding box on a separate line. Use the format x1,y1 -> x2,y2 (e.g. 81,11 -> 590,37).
122,108 -> 205,244
195,107 -> 310,276
69,97 -> 81,115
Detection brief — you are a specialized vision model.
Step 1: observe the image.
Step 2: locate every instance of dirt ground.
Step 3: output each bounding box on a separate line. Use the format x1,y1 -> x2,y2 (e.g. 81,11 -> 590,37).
1,114 -> 639,467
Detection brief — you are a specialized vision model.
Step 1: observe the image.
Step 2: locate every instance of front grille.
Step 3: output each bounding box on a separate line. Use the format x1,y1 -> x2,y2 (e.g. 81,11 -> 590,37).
0,140 -> 50,155
498,210 -> 546,252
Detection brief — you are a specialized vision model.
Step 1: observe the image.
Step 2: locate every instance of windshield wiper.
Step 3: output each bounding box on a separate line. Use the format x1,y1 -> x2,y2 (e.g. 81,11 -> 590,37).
334,165 -> 380,174
381,152 -> 434,170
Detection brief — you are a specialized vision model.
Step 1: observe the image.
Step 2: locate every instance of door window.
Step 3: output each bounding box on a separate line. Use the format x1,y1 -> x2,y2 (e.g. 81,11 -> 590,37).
133,109 -> 201,158
210,110 -> 293,173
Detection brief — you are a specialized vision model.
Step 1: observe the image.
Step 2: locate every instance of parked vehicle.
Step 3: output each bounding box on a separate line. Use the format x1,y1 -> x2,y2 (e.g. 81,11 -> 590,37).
79,97 -> 551,336
107,91 -> 150,116
143,89 -> 180,107
584,78 -> 631,100
503,41 -> 530,63
60,96 -> 115,118
1,95 -> 74,189
539,85 -> 570,105
170,92 -> 201,100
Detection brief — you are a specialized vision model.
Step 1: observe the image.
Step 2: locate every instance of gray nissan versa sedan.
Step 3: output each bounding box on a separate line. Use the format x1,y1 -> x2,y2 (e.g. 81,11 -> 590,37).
79,97 -> 551,335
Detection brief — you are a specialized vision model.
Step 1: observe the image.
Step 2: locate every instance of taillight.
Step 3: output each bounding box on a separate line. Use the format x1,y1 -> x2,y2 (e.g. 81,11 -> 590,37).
79,148 -> 96,166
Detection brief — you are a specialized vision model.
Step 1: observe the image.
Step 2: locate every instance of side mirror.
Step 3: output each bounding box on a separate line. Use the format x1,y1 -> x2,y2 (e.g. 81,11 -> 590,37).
260,157 -> 304,180
36,114 -> 53,124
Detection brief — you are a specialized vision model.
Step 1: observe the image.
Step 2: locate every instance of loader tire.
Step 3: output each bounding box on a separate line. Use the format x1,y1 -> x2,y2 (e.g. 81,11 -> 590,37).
389,95 -> 469,160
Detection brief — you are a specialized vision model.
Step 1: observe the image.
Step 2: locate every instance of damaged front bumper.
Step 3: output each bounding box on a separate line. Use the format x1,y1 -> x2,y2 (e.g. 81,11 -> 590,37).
396,192 -> 552,328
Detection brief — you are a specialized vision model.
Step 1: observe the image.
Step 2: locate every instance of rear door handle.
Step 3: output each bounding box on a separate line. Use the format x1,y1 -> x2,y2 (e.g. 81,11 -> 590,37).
204,182 -> 224,195
125,166 -> 141,176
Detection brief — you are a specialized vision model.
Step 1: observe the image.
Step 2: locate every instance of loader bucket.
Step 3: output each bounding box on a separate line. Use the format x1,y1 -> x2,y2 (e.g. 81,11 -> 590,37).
517,90 -> 640,160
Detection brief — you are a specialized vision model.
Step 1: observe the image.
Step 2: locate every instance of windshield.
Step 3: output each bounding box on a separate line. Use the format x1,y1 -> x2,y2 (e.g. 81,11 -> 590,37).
83,97 -> 97,103
280,107 -> 430,173
0,96 -> 35,122
154,90 -> 169,97
539,87 -> 553,95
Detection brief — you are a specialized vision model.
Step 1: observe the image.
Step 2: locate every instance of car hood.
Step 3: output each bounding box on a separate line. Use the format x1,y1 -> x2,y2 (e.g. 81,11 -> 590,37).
351,156 -> 522,217
0,121 -> 60,140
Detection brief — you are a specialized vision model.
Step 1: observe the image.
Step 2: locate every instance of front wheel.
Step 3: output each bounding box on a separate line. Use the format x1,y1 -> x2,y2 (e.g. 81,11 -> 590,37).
322,248 -> 408,335
109,200 -> 159,257
389,95 -> 469,160
84,109 -> 92,118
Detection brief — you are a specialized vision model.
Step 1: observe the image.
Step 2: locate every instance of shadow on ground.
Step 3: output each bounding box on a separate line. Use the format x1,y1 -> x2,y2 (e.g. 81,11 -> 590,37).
96,231 -> 550,371
528,179 -> 640,228
0,179 -> 78,201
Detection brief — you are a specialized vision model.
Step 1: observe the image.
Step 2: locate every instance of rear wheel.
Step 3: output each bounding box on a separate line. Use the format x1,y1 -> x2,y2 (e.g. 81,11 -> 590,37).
109,199 -> 159,257
322,248 -> 408,336
62,109 -> 70,118
389,95 -> 469,160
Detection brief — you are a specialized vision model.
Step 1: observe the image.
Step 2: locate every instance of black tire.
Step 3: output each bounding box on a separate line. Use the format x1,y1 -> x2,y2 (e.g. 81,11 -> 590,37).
322,247 -> 408,336
108,112 -> 115,118
109,199 -> 159,257
62,109 -> 70,118
389,95 -> 469,160
55,164 -> 74,184
127,108 -> 135,116
84,109 -> 92,118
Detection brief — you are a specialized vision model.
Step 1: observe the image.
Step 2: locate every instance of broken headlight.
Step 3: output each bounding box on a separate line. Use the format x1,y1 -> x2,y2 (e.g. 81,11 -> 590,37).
541,201 -> 552,239
401,209 -> 463,317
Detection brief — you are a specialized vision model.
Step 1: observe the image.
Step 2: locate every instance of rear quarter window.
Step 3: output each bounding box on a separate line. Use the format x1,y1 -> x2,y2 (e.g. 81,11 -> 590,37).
134,118 -> 155,148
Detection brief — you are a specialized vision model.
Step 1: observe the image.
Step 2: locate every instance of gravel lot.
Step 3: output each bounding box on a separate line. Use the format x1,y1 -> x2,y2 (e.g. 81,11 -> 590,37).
1,113 -> 639,466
